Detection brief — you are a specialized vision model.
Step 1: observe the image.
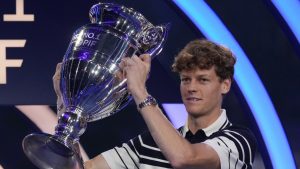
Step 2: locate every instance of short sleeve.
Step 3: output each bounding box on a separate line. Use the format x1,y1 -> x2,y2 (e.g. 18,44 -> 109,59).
203,127 -> 256,169
102,132 -> 172,168
102,142 -> 140,169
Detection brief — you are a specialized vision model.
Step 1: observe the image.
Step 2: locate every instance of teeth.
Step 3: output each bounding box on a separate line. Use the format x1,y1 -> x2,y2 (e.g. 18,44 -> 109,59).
188,98 -> 199,101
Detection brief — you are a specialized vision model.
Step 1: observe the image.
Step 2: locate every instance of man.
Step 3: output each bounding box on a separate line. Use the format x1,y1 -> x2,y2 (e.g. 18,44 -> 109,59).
54,39 -> 256,169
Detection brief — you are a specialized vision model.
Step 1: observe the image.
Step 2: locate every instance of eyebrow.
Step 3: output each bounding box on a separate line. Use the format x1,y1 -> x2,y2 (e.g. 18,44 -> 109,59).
180,74 -> 210,78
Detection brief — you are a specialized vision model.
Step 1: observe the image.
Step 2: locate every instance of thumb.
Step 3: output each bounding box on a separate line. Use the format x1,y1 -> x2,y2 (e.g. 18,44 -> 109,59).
140,54 -> 151,63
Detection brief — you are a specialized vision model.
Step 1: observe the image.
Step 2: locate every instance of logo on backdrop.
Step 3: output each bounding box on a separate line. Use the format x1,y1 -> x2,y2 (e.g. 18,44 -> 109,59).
0,0 -> 34,84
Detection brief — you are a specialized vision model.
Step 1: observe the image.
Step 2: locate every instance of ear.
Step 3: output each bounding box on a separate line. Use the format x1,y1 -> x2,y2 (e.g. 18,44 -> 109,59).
221,78 -> 231,94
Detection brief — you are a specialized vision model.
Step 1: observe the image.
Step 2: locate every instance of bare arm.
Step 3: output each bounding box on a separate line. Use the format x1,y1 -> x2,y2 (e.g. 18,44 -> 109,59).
84,155 -> 110,169
123,54 -> 220,169
137,103 -> 220,169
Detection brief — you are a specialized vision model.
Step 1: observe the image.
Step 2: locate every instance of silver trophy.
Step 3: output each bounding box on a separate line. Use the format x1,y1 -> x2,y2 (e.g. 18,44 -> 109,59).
22,2 -> 169,169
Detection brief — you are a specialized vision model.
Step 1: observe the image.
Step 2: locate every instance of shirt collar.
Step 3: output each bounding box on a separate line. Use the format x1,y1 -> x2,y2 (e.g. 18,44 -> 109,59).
181,109 -> 229,137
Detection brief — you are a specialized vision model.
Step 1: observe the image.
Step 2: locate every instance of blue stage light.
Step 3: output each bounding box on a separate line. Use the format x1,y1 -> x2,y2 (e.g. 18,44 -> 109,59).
271,0 -> 300,44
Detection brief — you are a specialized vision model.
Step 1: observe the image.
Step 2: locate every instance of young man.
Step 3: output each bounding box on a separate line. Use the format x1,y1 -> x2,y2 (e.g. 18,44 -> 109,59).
55,39 -> 256,169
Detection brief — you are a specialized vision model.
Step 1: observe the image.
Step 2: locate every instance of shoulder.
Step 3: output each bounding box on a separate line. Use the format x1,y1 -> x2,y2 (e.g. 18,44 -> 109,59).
216,124 -> 256,148
209,124 -> 257,154
204,124 -> 257,168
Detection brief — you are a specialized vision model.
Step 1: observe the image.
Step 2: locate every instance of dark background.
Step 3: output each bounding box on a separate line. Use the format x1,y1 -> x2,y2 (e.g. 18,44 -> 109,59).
0,0 -> 299,168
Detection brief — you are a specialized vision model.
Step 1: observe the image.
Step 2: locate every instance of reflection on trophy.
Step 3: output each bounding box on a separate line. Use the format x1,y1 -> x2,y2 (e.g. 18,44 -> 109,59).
22,2 -> 169,169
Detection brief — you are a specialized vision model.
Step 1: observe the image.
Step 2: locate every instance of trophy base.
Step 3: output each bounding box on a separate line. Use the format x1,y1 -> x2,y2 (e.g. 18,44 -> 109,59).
22,133 -> 83,169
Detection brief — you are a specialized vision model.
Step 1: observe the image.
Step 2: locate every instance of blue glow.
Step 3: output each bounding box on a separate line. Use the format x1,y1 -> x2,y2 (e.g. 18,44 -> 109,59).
162,104 -> 187,129
271,0 -> 300,44
168,1 -> 296,169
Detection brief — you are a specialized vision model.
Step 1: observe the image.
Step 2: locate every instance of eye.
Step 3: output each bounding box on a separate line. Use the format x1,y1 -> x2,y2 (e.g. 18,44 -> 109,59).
180,77 -> 190,82
199,78 -> 209,82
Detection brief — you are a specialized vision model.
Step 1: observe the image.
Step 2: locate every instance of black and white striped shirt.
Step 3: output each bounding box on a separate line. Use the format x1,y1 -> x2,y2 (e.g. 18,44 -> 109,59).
102,109 -> 256,169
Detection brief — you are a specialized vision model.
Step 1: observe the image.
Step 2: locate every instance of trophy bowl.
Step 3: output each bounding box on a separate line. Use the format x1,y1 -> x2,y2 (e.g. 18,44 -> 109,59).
22,2 -> 169,169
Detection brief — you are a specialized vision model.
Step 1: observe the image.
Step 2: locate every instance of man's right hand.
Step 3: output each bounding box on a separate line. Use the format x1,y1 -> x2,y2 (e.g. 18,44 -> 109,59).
52,63 -> 65,114
53,63 -> 62,98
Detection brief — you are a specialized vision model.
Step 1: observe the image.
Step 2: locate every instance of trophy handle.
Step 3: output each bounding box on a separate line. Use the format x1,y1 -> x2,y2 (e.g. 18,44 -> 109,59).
139,23 -> 170,58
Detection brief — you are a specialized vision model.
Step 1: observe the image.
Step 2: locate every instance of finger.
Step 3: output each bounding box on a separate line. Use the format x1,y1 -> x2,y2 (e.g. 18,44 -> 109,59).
53,63 -> 62,80
119,58 -> 129,79
125,57 -> 135,66
56,62 -> 62,71
140,54 -> 151,63
53,71 -> 60,81
119,59 -> 126,69
53,82 -> 61,97
122,57 -> 130,66
53,63 -> 63,97
122,66 -> 128,78
115,70 -> 124,81
131,55 -> 142,63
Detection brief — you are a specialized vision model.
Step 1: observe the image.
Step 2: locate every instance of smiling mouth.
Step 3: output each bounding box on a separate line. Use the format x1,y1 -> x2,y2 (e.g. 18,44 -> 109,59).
186,98 -> 202,101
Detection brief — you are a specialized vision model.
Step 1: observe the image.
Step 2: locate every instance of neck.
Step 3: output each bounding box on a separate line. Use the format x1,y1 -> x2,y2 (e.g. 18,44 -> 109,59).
187,108 -> 222,134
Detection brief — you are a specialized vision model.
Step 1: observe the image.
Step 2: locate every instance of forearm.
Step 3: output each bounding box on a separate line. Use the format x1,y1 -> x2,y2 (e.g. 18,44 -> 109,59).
84,155 -> 110,169
139,105 -> 220,169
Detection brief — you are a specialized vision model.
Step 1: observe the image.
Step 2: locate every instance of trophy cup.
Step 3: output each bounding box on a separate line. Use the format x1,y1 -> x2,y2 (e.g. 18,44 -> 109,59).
22,2 -> 169,169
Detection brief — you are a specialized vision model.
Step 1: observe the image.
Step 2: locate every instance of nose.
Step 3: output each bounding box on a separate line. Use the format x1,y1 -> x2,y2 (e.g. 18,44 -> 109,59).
187,80 -> 197,94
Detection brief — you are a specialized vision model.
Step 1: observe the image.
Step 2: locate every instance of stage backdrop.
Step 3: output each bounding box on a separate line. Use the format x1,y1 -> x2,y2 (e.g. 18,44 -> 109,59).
0,0 -> 299,169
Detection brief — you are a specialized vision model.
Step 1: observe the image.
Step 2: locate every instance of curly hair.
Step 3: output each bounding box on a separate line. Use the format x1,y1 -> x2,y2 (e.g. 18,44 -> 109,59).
172,39 -> 236,81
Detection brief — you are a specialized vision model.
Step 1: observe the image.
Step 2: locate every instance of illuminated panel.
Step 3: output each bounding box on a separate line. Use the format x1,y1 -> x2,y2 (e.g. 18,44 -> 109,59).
162,103 -> 187,129
164,1 -> 296,169
271,0 -> 300,44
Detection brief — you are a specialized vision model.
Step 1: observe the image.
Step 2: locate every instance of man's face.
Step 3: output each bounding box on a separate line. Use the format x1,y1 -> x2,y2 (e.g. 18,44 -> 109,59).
180,67 -> 231,118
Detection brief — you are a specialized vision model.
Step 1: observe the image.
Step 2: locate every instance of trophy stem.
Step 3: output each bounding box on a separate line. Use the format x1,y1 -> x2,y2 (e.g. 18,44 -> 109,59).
55,106 -> 87,149
22,106 -> 87,169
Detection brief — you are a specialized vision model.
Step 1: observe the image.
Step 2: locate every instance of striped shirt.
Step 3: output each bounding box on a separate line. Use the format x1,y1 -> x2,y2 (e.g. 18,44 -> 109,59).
102,109 -> 256,169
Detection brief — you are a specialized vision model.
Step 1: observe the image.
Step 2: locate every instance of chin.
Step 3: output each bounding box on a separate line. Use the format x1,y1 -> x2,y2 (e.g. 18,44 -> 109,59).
186,108 -> 205,117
